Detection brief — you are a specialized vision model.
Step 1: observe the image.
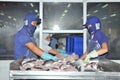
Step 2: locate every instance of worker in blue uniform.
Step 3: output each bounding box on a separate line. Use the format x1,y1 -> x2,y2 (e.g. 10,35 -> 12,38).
80,16 -> 109,62
14,13 -> 58,60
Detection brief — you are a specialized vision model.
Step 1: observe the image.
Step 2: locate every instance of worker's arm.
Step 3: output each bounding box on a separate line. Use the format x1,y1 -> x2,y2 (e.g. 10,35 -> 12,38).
80,42 -> 108,61
25,42 -> 44,56
48,49 -> 60,55
48,49 -> 68,57
84,42 -> 108,63
80,52 -> 87,60
97,42 -> 108,55
25,42 -> 58,60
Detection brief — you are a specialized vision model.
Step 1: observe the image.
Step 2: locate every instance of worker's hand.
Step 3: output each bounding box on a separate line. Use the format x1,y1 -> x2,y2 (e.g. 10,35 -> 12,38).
41,52 -> 58,61
57,49 -> 68,57
84,50 -> 98,63
84,55 -> 90,63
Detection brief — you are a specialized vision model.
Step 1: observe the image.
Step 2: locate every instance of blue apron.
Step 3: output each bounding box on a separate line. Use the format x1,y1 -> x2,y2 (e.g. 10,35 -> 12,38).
87,39 -> 101,53
87,34 -> 107,58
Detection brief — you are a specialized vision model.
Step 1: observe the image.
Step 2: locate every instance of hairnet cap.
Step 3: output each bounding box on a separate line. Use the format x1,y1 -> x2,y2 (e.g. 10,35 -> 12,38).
83,16 -> 101,28
24,13 -> 40,22
83,16 -> 101,33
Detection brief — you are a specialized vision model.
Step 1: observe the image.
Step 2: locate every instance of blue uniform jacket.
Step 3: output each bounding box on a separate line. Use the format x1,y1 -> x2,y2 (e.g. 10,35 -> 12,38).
14,25 -> 36,59
88,30 -> 108,58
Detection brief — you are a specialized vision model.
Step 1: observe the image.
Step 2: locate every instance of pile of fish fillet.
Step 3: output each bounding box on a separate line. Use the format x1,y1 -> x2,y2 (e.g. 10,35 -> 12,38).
10,53 -> 103,72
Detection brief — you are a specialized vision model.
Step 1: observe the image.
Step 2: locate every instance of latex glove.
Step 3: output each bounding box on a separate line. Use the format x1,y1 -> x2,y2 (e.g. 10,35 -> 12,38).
41,52 -> 58,61
61,53 -> 68,57
57,49 -> 66,53
57,49 -> 68,57
84,50 -> 98,63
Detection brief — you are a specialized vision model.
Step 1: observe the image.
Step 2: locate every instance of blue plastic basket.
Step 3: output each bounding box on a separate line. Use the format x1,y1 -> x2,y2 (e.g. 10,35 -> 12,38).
73,36 -> 83,57
66,36 -> 83,57
66,36 -> 73,54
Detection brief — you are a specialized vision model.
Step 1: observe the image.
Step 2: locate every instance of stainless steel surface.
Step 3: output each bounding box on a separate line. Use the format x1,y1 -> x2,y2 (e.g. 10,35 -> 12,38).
9,70 -> 120,80
98,57 -> 120,72
9,58 -> 120,80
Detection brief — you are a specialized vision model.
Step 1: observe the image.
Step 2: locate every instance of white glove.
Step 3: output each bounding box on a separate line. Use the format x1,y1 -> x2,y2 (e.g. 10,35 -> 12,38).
84,50 -> 98,63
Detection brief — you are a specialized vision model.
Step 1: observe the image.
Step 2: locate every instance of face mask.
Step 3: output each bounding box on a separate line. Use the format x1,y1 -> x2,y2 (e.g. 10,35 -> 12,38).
88,27 -> 95,34
87,24 -> 96,34
24,20 -> 36,36
37,18 -> 41,25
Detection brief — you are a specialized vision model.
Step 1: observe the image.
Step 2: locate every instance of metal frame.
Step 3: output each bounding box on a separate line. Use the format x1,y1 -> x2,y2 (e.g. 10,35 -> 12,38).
42,29 -> 87,53
0,0 -> 83,2
0,0 -> 120,2
9,71 -> 120,80
39,1 -> 87,53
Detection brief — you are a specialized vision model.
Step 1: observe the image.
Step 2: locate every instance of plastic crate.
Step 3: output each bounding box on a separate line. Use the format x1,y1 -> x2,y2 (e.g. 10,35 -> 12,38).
73,36 -> 83,57
66,36 -> 83,57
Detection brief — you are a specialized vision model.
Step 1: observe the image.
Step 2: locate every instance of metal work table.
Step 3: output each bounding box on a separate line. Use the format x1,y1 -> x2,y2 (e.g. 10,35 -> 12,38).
9,70 -> 120,80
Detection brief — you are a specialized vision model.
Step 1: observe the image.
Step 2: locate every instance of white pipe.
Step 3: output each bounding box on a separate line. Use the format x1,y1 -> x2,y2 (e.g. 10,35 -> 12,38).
43,30 -> 84,33
39,2 -> 43,48
83,0 -> 87,53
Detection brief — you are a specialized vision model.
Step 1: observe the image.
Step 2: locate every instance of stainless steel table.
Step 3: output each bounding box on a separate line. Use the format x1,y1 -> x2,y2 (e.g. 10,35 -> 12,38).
9,70 -> 120,80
